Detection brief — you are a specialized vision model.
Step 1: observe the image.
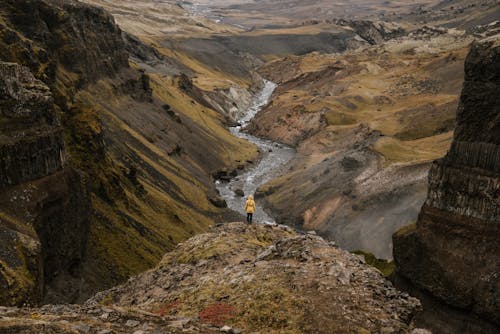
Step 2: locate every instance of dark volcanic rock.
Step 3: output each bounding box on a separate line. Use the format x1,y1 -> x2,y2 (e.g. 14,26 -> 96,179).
0,62 -> 65,187
393,35 -> 500,326
0,62 -> 90,306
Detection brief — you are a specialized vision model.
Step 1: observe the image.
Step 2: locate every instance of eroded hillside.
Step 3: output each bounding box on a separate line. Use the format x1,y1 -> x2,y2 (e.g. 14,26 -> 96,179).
79,0 -> 266,121
246,29 -> 474,258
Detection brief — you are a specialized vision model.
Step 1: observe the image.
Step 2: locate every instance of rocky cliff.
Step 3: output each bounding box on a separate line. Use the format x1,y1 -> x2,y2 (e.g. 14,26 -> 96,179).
0,61 -> 91,306
393,35 -> 500,326
0,62 -> 64,187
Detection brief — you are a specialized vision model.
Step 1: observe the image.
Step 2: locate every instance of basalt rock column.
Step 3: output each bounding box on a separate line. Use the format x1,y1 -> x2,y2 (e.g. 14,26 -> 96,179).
0,62 -> 90,306
393,35 -> 500,325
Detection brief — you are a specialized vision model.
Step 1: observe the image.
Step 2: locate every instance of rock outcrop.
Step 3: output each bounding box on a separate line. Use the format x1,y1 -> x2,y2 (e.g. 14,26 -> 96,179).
393,35 -> 500,326
84,222 -> 421,333
0,61 -> 90,306
0,62 -> 65,187
333,19 -> 406,45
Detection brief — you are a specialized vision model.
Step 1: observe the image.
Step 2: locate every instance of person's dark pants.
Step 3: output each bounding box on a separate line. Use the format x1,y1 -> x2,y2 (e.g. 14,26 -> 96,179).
247,213 -> 253,223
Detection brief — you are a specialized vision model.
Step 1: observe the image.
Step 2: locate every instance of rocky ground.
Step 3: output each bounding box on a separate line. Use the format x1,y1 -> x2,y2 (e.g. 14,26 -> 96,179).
87,222 -> 421,333
0,222 -> 422,334
0,304 -> 222,334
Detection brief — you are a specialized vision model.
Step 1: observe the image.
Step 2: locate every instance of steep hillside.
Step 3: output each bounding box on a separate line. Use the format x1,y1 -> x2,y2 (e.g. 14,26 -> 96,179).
79,0 -> 265,121
246,29 -> 471,258
393,35 -> 500,330
0,0 -> 258,305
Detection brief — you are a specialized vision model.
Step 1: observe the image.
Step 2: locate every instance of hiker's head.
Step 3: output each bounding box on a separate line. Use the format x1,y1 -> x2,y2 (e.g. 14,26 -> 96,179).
248,195 -> 253,200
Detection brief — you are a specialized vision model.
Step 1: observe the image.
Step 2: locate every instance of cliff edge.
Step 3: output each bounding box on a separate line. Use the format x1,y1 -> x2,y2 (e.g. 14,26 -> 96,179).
0,222 -> 420,333
393,35 -> 500,326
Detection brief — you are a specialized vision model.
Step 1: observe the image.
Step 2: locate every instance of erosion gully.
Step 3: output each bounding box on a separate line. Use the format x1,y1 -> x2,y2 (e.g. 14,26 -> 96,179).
216,80 -> 294,224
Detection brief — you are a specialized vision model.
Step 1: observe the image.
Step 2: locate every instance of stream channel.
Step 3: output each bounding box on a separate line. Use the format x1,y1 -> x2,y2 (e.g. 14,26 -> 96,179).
216,80 -> 294,224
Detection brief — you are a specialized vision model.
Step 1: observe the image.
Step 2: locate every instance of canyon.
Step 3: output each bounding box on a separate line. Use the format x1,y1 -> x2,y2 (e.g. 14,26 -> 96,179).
0,0 -> 499,333
0,0 -> 258,305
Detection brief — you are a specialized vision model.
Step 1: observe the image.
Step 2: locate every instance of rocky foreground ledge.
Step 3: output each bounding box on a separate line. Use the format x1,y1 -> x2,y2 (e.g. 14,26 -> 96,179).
2,223 -> 421,333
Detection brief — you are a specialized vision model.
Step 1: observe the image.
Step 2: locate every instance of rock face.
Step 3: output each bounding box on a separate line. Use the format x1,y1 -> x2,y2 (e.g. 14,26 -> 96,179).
0,61 -> 90,306
333,19 -> 406,45
86,222 -> 421,333
393,36 -> 500,326
0,62 -> 65,187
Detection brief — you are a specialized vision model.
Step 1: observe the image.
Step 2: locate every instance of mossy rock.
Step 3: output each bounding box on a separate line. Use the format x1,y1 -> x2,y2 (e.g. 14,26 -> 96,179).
352,250 -> 395,277
394,222 -> 417,237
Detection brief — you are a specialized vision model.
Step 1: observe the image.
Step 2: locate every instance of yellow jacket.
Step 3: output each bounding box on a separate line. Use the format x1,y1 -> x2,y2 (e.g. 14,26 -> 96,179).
244,197 -> 256,213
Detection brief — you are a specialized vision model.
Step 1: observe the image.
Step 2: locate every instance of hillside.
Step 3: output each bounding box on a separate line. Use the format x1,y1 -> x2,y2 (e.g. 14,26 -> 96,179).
246,28 -> 472,258
185,0 -> 440,28
0,0 -> 258,304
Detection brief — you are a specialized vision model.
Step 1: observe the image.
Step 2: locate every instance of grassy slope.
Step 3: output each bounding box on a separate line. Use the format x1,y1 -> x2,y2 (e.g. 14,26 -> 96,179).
256,39 -> 469,162
65,70 -> 258,295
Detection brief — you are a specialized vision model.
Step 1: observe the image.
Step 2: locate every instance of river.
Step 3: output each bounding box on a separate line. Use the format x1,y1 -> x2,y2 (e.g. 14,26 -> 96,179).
216,80 -> 295,224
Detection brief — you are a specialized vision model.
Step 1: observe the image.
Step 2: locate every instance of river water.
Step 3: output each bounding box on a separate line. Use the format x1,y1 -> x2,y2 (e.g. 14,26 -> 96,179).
216,80 -> 294,224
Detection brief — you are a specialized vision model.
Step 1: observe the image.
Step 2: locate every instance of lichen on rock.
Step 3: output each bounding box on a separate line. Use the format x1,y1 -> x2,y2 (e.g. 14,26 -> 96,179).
87,222 -> 421,333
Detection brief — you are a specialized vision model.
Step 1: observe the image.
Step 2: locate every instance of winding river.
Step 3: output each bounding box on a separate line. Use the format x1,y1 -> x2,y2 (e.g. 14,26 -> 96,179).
216,81 -> 294,224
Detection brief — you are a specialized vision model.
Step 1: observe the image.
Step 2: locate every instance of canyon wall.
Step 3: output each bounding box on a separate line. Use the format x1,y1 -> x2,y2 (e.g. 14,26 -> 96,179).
0,61 -> 90,306
0,0 -> 258,305
393,35 -> 500,325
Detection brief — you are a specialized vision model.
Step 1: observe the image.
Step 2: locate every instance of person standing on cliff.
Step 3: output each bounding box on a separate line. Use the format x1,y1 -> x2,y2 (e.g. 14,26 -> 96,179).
244,195 -> 256,223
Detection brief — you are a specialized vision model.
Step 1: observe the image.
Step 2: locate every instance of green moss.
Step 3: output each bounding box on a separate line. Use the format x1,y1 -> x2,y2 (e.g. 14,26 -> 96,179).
98,293 -> 114,306
394,222 -> 417,237
175,240 -> 231,264
0,260 -> 37,306
352,250 -> 395,277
